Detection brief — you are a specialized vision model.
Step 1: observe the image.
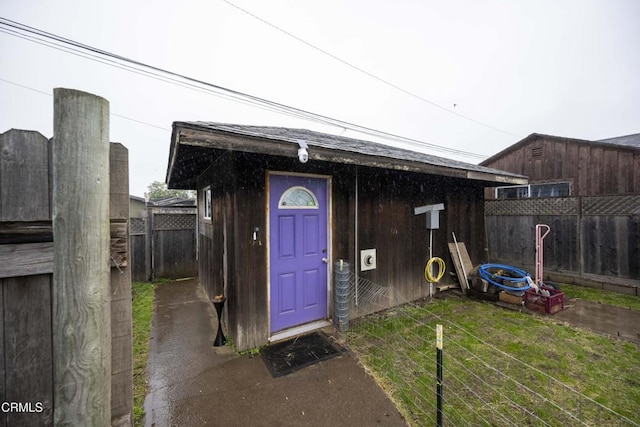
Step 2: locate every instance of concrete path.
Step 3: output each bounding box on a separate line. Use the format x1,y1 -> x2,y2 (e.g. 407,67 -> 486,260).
143,279 -> 406,427
554,298 -> 640,345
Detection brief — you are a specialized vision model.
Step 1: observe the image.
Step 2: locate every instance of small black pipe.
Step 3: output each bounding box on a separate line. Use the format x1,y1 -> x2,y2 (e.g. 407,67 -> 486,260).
436,325 -> 443,427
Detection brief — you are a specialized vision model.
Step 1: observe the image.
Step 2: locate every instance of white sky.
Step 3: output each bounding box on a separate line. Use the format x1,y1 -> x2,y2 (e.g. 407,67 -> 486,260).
1,0 -> 639,197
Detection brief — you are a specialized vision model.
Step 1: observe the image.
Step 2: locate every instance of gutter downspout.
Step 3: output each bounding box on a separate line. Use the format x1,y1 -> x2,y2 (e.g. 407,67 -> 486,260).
354,165 -> 359,306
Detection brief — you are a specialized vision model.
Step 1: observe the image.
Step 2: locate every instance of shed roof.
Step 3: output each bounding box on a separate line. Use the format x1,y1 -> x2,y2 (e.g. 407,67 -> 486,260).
597,133 -> 640,149
166,121 -> 527,189
480,132 -> 640,166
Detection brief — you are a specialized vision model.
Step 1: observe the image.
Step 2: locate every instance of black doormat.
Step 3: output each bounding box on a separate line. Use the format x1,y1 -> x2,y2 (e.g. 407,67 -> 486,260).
261,332 -> 344,378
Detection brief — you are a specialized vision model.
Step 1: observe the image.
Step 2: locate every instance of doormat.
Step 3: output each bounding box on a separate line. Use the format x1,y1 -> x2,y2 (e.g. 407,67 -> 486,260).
261,332 -> 344,378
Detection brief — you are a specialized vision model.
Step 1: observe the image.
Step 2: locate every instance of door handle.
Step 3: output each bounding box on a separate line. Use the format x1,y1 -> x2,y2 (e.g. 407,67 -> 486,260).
322,258 -> 329,264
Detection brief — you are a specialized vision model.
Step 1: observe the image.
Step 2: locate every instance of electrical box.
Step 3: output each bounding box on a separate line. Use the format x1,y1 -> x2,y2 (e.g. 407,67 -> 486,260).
360,249 -> 377,271
414,203 -> 445,230
426,211 -> 439,230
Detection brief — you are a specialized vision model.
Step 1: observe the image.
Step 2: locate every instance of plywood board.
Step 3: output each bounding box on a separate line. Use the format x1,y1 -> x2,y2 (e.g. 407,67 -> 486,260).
448,242 -> 474,294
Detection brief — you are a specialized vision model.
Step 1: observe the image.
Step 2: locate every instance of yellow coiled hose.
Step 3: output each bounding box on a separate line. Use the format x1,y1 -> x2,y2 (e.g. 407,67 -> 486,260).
425,257 -> 446,283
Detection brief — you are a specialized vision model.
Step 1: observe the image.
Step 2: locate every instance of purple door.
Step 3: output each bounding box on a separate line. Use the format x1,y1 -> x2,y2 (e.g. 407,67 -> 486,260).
269,174 -> 328,333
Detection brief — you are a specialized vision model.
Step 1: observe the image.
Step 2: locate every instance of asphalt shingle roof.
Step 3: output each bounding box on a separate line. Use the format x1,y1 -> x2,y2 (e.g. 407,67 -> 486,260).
597,133 -> 640,149
183,121 -> 525,177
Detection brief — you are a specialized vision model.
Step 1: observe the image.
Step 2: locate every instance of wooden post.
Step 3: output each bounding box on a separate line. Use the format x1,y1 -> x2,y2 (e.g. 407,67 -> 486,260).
109,143 -> 133,426
52,88 -> 111,426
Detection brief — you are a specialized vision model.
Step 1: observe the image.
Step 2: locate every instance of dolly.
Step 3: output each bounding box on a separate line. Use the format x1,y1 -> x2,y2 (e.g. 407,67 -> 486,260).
535,224 -> 551,286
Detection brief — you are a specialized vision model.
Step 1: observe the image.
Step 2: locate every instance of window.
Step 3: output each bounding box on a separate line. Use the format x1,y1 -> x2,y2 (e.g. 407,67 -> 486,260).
278,186 -> 318,209
203,186 -> 212,219
495,182 -> 570,199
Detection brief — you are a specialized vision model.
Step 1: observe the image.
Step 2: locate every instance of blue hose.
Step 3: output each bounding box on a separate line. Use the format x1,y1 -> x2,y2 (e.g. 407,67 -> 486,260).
478,263 -> 531,291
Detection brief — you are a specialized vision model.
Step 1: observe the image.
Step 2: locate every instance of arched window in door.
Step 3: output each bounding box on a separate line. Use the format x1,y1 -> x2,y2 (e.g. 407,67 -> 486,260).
278,186 -> 318,209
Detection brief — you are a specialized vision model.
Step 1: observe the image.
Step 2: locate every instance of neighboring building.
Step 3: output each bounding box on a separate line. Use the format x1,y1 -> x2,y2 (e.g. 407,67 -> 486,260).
148,196 -> 196,208
166,122 -> 526,350
482,132 -> 640,293
480,133 -> 640,198
129,195 -> 147,219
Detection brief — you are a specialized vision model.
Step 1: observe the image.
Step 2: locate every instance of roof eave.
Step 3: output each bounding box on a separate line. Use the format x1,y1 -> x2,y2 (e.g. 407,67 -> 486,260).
168,122 -> 525,185
165,123 -> 182,187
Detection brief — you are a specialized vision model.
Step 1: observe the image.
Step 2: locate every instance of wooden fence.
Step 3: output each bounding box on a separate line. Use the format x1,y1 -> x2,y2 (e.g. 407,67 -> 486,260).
0,91 -> 132,426
485,195 -> 640,295
129,206 -> 196,281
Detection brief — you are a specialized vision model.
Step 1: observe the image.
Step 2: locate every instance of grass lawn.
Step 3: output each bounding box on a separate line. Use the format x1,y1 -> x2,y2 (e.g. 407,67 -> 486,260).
132,281 -> 157,427
347,295 -> 640,426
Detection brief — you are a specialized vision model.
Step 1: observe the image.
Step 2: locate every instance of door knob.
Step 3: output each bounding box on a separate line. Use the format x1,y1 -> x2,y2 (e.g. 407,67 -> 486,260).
322,258 -> 329,264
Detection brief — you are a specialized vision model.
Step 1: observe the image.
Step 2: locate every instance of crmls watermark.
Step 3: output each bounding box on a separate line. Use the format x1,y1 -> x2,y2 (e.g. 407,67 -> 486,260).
1,401 -> 44,413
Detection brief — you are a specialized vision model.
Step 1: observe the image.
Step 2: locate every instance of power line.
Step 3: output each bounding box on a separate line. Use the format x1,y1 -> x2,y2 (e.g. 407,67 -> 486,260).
0,17 -> 488,159
0,77 -> 171,131
0,17 -> 489,160
0,26 -> 364,136
221,0 -> 519,139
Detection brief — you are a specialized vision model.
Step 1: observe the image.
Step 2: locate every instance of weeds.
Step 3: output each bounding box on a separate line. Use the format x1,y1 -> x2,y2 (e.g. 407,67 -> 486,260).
132,281 -> 157,426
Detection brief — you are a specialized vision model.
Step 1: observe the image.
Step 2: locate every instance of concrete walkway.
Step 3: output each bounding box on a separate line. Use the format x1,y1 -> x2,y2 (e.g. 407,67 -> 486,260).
143,279 -> 406,427
554,298 -> 640,345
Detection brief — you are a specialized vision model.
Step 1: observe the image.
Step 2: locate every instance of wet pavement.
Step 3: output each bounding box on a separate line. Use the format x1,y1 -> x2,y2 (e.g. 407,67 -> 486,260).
143,278 -> 406,427
554,298 -> 640,345
143,279 -> 640,426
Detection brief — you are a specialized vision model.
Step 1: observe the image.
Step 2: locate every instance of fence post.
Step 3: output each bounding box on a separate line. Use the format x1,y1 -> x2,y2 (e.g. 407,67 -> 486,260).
436,324 -> 443,427
110,143 -> 133,426
52,88 -> 111,426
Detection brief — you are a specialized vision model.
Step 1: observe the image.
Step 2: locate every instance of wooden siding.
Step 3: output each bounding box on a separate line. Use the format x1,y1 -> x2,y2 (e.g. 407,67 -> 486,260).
196,150 -> 489,351
483,135 -> 640,196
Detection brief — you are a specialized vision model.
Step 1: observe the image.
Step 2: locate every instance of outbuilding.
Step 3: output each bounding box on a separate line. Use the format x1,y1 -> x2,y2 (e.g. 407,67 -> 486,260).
480,132 -> 640,197
166,122 -> 526,350
480,132 -> 640,292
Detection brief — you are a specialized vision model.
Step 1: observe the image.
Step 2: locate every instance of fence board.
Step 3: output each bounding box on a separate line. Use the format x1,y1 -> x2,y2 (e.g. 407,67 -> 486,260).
0,280 -> 4,427
486,196 -> 640,289
130,234 -> 148,281
0,242 -> 54,278
601,217 -> 618,276
581,216 -> 600,275
0,130 -> 50,221
130,208 -> 196,280
629,218 -> 640,279
0,221 -> 52,244
152,229 -> 197,279
540,215 -> 578,272
3,275 -> 53,427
